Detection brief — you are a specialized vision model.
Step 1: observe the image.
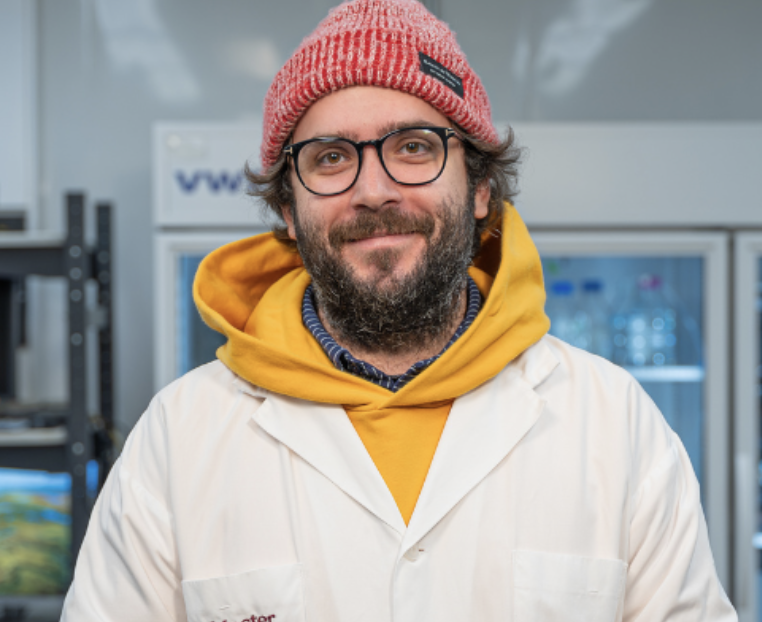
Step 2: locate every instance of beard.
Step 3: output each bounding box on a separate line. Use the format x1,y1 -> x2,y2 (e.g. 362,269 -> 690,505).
293,191 -> 477,355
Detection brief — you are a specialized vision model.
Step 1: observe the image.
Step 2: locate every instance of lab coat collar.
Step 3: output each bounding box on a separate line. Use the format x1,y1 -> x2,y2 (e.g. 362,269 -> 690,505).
247,387 -> 408,535
400,337 -> 558,555
239,336 -> 558,544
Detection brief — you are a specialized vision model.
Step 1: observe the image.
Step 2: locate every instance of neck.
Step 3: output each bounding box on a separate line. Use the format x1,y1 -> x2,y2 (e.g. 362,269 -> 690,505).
317,288 -> 468,376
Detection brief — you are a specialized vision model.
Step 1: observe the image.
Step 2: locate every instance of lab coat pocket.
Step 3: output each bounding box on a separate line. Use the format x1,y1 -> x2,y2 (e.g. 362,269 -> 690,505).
181,563 -> 306,622
513,550 -> 626,622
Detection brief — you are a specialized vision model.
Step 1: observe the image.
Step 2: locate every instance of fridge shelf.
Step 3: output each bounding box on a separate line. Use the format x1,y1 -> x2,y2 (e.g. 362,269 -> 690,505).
624,365 -> 704,383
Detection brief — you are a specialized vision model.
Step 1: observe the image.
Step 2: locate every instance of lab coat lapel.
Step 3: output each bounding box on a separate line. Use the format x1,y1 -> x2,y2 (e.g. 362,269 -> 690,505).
401,341 -> 558,553
250,391 -> 407,535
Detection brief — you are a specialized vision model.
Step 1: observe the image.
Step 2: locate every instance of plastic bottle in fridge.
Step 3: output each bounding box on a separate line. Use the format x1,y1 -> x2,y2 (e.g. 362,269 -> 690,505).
614,274 -> 678,367
579,279 -> 613,360
546,280 -> 579,346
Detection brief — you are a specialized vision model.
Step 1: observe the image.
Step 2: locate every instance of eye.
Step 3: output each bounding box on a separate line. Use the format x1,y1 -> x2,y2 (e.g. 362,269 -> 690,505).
403,141 -> 426,154
319,151 -> 345,165
388,130 -> 439,160
311,146 -> 354,169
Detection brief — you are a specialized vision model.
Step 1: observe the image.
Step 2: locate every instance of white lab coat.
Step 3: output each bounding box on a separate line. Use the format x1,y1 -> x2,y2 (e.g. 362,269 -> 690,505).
61,336 -> 736,621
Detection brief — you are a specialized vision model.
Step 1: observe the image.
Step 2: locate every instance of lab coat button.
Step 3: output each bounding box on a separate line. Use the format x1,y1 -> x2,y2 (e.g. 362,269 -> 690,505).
404,546 -> 423,562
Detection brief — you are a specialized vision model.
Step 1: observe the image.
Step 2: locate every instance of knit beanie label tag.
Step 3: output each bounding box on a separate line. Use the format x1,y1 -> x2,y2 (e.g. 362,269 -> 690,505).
418,52 -> 464,98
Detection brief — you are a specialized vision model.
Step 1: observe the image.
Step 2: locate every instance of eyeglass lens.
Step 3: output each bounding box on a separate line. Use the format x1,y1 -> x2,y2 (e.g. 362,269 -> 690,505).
295,128 -> 448,196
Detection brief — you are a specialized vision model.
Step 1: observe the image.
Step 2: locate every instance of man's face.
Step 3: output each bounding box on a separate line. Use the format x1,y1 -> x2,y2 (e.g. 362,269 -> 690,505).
282,86 -> 490,352
285,86 -> 489,287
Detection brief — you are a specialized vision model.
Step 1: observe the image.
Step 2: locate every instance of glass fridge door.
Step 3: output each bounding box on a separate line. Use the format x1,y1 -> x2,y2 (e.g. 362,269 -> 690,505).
533,230 -> 730,591
733,233 -> 762,622
154,230 -> 264,391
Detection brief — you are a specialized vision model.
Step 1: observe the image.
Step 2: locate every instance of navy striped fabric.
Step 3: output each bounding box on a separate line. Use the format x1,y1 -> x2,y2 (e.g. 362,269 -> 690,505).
302,278 -> 482,392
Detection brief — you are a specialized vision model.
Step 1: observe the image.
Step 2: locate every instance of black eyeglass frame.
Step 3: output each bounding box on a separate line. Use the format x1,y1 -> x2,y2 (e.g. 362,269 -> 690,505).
282,126 -> 463,197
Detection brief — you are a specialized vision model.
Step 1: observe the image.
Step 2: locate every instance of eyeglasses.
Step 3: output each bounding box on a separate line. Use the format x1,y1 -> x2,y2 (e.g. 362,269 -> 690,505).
283,126 -> 462,197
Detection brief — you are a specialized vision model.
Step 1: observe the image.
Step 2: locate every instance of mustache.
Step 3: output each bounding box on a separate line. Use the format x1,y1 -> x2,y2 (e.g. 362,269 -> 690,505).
328,208 -> 436,250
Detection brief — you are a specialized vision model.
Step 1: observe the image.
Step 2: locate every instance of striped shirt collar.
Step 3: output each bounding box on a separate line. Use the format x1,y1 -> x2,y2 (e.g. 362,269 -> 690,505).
302,278 -> 482,392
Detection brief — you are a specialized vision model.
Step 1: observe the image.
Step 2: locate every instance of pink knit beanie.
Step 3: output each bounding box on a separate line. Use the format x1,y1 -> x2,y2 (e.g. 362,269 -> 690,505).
260,0 -> 498,172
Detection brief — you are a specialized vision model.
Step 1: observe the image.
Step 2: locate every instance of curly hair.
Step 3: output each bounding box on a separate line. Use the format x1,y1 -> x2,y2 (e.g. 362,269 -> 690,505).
245,125 -> 522,259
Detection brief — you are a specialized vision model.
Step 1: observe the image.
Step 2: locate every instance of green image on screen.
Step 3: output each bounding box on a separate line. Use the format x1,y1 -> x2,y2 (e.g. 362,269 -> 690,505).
0,468 -> 71,594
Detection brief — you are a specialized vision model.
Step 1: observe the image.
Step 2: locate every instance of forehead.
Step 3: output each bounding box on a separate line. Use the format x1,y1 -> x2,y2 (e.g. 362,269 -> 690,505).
291,86 -> 452,142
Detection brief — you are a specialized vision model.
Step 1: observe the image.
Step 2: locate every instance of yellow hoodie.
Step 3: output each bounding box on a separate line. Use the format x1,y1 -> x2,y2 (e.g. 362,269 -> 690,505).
195,202 -> 549,523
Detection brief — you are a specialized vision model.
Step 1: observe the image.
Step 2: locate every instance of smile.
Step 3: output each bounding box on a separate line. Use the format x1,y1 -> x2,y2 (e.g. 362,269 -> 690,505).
346,232 -> 420,248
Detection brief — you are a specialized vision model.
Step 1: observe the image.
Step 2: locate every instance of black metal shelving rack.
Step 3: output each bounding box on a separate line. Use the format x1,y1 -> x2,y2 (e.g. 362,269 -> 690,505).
0,193 -> 113,618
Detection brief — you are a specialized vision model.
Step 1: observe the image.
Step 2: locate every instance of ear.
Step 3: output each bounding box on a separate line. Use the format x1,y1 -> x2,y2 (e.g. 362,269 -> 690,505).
474,180 -> 490,220
281,204 -> 297,240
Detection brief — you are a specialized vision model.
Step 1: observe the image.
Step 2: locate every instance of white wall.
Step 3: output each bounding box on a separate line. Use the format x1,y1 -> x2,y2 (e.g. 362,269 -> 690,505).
0,0 -> 36,221
443,0 -> 762,123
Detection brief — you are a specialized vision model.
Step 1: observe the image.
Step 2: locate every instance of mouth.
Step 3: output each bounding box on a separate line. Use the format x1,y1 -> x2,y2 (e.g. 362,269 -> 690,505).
345,231 -> 420,250
348,229 -> 416,242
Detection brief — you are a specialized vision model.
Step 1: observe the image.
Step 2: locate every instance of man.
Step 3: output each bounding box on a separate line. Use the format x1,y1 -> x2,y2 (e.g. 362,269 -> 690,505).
62,0 -> 736,620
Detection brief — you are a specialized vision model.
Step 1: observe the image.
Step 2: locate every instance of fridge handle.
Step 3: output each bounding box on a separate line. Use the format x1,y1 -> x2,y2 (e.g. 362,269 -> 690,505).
734,452 -> 754,610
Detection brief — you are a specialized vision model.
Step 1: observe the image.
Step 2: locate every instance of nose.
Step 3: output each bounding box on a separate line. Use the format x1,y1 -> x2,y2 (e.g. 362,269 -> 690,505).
348,144 -> 404,210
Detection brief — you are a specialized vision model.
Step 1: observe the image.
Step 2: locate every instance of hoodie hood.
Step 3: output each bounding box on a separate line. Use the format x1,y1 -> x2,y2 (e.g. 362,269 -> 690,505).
194,202 -> 549,409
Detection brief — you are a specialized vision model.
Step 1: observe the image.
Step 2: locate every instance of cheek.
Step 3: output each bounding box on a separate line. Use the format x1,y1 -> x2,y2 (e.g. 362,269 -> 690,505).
296,194 -> 353,233
292,200 -> 335,245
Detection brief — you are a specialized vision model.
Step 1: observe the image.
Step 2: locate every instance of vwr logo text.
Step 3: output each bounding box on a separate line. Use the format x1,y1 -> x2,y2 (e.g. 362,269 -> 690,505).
175,170 -> 245,194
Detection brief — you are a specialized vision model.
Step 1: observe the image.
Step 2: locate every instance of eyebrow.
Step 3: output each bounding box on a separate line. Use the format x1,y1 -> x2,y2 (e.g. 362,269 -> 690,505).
377,119 -> 441,136
304,119 -> 443,142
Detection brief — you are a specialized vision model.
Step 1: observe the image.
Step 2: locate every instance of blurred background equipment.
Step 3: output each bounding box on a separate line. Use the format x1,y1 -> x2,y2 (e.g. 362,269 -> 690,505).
0,194 -> 114,621
152,123 -> 268,390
